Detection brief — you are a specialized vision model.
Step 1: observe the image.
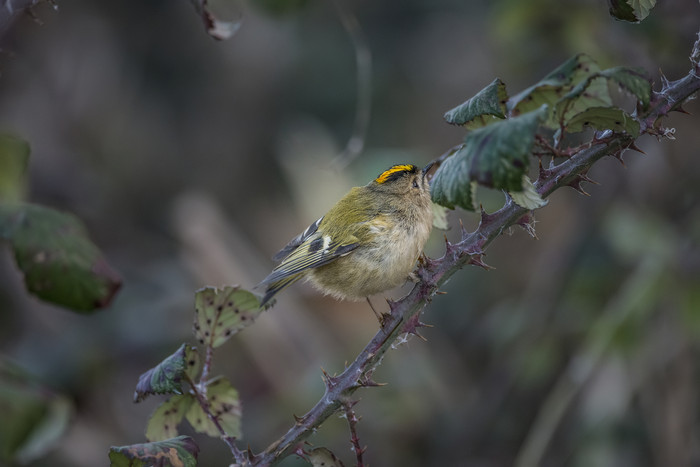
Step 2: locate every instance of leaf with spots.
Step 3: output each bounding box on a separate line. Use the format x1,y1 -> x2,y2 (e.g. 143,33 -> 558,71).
185,377 -> 241,438
108,435 -> 199,467
194,286 -> 263,349
508,54 -> 602,127
600,66 -> 652,109
565,107 -> 640,136
0,203 -> 122,313
307,447 -> 346,467
133,344 -> 201,403
444,78 -> 508,129
145,395 -> 195,442
554,76 -> 612,127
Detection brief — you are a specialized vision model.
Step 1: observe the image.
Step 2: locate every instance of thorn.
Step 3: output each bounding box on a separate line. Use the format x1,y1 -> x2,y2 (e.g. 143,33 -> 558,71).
478,205 -> 496,228
357,376 -> 387,387
321,368 -> 339,389
294,413 -> 304,425
458,218 -> 469,240
435,290 -> 448,295
247,445 -> 257,461
402,312 -> 431,337
627,142 -> 646,155
673,104 -> 692,115
516,213 -> 538,239
538,159 -> 553,181
468,254 -> 494,270
659,69 -> 671,92
579,173 -> 600,185
611,151 -> 626,167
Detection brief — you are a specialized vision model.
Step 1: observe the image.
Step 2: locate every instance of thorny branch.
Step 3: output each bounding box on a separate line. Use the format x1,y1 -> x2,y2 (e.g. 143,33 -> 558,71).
246,33 -> 700,467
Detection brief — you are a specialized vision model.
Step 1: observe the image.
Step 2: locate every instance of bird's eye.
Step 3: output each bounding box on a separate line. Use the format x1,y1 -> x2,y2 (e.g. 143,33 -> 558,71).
413,179 -> 419,188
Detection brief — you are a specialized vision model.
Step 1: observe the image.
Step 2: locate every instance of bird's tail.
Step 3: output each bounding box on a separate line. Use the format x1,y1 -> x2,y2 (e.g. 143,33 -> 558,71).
258,274 -> 303,308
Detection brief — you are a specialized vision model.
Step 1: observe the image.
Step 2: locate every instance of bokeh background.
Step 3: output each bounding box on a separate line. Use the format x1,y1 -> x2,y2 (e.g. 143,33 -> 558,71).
1,0 -> 699,466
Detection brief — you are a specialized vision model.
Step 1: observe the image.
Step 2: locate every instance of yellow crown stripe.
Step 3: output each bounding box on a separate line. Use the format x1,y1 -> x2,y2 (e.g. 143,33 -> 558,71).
375,164 -> 417,184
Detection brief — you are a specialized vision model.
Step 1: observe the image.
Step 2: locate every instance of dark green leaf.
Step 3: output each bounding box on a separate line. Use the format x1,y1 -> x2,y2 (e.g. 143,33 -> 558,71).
194,286 -> 263,348
108,436 -> 199,467
509,176 -> 548,210
507,54 -> 601,122
608,0 -> 656,22
430,145 -> 478,211
185,377 -> 241,438
0,359 -> 72,464
444,78 -> 508,129
565,107 -> 640,136
432,105 -> 548,209
0,134 -> 30,202
600,66 -> 652,108
134,344 -> 201,403
146,395 -> 194,442
0,203 -> 122,312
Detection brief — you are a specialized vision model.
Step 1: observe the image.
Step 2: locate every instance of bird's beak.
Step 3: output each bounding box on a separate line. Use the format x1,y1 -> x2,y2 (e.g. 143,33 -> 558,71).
422,162 -> 434,179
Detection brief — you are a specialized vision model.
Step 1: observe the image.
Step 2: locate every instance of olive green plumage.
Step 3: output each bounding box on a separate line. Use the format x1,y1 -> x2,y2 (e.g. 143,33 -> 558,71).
259,164 -> 433,307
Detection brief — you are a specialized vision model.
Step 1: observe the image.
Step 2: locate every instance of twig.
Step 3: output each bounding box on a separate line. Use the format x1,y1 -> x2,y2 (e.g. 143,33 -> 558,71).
185,374 -> 248,465
250,34 -> 700,467
343,401 -> 365,467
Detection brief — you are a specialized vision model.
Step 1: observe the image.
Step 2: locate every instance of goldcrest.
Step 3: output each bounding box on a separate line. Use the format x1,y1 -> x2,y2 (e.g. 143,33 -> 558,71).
259,163 -> 433,307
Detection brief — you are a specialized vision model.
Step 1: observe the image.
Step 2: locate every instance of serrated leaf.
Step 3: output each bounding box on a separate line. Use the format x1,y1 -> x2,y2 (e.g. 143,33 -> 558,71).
509,176 -> 548,210
600,66 -> 652,108
194,286 -> 263,348
108,436 -> 199,467
0,134 -> 30,202
134,344 -> 201,403
185,377 -> 241,438
146,395 -> 195,442
508,54 -> 601,121
555,76 -> 612,127
0,203 -> 122,312
430,144 -> 478,211
444,78 -> 508,129
565,107 -> 640,136
608,0 -> 656,22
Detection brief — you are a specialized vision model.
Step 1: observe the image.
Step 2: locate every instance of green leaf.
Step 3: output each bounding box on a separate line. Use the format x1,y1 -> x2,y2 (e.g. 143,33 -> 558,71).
134,344 -> 201,403
307,447 -> 345,467
565,107 -> 640,136
146,395 -> 195,442
600,66 -> 652,108
0,134 -> 30,202
108,436 -> 199,467
555,76 -> 612,126
431,146 -> 478,211
194,286 -> 263,348
608,0 -> 656,22
444,78 -> 508,129
185,377 -> 241,438
0,203 -> 122,312
507,54 -> 602,122
0,359 -> 73,465
509,176 -> 548,210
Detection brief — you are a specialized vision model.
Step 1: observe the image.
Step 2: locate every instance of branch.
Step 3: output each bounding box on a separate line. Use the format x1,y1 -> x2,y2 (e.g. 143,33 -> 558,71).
0,0 -> 45,38
251,35 -> 700,467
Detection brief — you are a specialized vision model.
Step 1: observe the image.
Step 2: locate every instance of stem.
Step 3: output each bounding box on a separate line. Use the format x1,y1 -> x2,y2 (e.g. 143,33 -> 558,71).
187,373 -> 248,465
251,35 -> 700,467
344,401 -> 365,467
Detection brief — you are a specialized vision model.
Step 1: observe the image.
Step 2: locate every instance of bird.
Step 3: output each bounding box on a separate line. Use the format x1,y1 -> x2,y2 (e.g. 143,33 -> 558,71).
258,163 -> 434,314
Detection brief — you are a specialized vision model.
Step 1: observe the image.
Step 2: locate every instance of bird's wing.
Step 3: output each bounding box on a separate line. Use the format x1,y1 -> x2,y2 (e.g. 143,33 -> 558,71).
260,231 -> 359,286
272,216 -> 323,262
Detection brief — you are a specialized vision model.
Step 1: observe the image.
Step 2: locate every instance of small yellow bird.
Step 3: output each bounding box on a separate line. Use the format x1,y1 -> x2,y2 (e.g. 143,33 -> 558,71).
259,164 -> 433,309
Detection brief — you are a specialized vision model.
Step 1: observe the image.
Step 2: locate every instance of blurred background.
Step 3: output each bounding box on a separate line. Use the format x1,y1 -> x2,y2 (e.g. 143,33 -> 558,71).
1,0 -> 699,465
